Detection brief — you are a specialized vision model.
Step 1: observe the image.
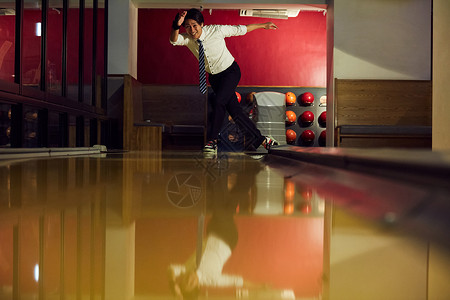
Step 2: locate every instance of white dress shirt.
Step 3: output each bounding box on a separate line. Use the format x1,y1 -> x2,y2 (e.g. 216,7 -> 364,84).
170,24 -> 248,74
169,233 -> 244,288
196,234 -> 244,287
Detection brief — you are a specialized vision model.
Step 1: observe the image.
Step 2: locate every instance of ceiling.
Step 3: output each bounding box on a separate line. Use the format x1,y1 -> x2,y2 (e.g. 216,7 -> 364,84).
131,0 -> 327,10
0,1 -> 327,11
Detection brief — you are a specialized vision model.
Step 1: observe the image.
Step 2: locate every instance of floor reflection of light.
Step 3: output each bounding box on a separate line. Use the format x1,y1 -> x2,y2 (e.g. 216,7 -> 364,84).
34,264 -> 39,282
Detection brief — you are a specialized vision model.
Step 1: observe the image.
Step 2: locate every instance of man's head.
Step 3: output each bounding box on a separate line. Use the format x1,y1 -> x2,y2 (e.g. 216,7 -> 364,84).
184,8 -> 204,40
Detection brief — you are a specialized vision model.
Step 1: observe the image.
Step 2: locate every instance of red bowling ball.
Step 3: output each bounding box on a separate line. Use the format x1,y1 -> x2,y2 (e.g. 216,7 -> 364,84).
300,92 -> 314,106
286,129 -> 297,143
299,202 -> 312,214
319,111 -> 326,126
319,130 -> 326,146
301,129 -> 315,142
301,111 -> 315,125
319,130 -> 326,141
236,92 -> 241,103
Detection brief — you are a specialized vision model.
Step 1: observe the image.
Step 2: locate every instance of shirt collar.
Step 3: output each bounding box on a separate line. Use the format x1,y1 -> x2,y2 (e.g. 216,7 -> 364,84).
198,28 -> 206,42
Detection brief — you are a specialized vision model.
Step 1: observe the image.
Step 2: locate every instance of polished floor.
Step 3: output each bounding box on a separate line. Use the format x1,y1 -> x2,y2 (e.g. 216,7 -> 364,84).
0,149 -> 449,299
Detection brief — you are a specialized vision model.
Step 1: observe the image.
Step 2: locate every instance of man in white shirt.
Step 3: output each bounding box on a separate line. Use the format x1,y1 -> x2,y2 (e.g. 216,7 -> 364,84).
169,8 -> 279,154
167,158 -> 264,299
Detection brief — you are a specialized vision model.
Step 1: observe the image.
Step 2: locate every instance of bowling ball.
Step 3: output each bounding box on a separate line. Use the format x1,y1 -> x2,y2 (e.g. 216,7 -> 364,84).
285,92 -> 296,106
236,92 -> 241,103
285,178 -> 295,202
246,92 -> 256,104
299,202 -> 312,214
319,130 -> 326,147
285,110 -> 297,124
300,92 -> 314,106
301,130 -> 315,142
286,129 -> 297,143
320,95 -> 327,106
249,108 -> 255,120
284,202 -> 295,215
300,187 -> 313,201
300,111 -> 315,125
318,111 -> 326,127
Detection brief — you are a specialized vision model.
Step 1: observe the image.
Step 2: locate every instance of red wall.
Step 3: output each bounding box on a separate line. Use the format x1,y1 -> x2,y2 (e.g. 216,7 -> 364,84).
0,10 -> 104,85
138,9 -> 327,87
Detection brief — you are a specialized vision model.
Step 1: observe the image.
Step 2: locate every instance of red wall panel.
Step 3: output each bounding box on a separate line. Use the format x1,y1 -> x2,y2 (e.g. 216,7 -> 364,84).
138,9 -> 327,87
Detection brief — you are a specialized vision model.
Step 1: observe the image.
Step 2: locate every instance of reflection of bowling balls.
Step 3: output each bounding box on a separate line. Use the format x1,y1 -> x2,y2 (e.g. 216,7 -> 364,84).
285,111 -> 297,124
284,179 -> 295,202
285,92 -> 296,106
300,92 -> 314,106
286,129 -> 297,143
284,202 -> 295,215
318,111 -> 326,127
246,92 -> 256,104
300,187 -> 313,201
301,130 -> 315,142
300,111 -> 315,125
236,92 -> 241,103
299,202 -> 312,214
319,130 -> 326,147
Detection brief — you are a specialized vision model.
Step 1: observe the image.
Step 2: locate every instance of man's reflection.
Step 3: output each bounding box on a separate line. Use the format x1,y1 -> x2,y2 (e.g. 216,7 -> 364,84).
168,156 -> 263,299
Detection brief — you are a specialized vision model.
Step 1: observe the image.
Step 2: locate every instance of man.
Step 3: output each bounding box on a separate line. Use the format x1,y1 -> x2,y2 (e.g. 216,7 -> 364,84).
169,8 -> 279,153
167,157 -> 264,299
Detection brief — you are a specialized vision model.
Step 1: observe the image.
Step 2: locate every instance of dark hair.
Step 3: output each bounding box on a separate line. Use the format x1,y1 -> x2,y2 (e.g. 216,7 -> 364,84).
184,8 -> 204,26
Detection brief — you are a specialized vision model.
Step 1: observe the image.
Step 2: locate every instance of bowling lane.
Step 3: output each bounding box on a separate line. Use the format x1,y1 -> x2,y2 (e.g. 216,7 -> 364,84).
0,150 -> 449,299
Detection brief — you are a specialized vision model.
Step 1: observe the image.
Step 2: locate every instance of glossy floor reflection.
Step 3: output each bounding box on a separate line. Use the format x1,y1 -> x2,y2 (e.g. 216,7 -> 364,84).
0,150 -> 449,300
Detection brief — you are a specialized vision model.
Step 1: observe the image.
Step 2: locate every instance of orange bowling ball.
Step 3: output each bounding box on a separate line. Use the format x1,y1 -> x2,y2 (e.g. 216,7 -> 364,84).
286,129 -> 297,143
285,110 -> 297,124
246,92 -> 256,104
285,92 -> 296,106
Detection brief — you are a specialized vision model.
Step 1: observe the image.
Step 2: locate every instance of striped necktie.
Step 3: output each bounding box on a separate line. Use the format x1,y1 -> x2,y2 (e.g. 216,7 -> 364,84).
198,39 -> 207,94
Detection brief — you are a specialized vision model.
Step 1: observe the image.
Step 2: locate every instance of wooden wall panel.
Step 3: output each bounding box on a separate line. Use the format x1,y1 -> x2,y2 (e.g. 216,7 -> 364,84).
141,85 -> 206,126
335,80 -> 432,127
123,75 -> 162,151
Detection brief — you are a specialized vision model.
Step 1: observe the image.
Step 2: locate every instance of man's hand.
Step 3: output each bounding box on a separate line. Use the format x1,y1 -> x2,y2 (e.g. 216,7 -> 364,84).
262,22 -> 278,30
246,22 -> 278,33
175,11 -> 187,28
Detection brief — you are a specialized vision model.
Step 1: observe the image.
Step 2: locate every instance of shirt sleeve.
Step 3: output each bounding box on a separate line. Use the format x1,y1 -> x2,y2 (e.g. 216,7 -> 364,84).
198,271 -> 244,288
218,25 -> 248,38
215,274 -> 244,287
170,33 -> 189,46
168,264 -> 186,277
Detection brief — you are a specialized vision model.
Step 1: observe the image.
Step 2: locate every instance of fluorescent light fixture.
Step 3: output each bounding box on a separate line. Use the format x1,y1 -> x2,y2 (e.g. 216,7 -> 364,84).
36,22 -> 41,37
239,9 -> 300,19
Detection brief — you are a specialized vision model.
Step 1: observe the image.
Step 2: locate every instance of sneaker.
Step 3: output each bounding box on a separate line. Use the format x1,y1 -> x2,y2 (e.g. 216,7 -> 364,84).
203,140 -> 217,153
263,136 -> 279,150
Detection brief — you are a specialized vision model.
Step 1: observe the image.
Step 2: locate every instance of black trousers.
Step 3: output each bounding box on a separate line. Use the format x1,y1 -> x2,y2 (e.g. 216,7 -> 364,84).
208,61 -> 265,149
